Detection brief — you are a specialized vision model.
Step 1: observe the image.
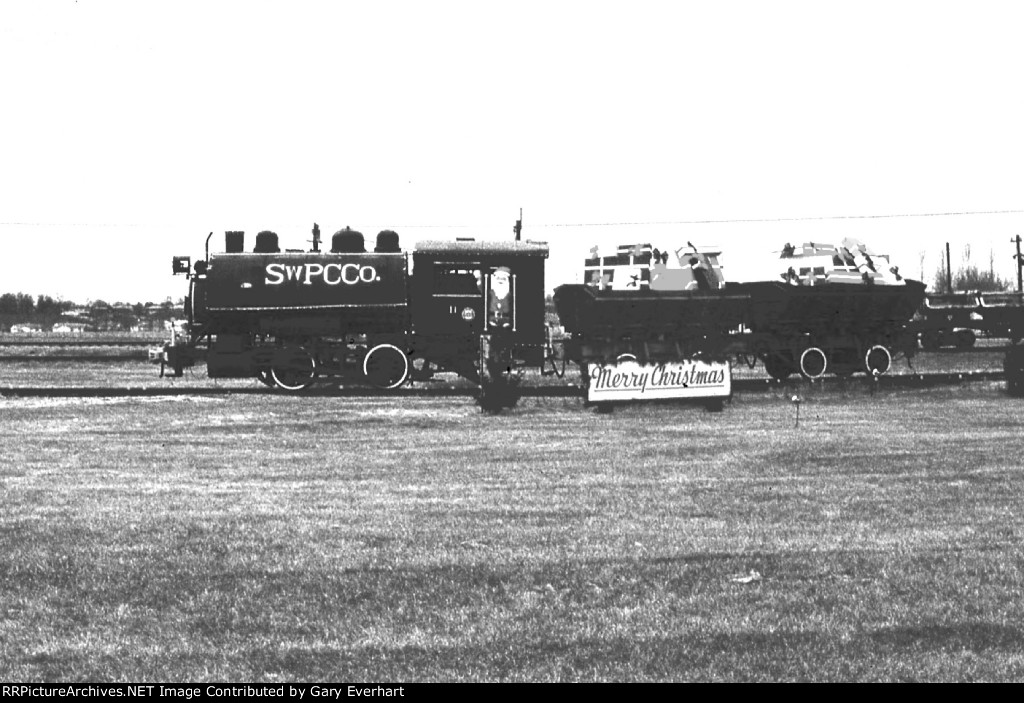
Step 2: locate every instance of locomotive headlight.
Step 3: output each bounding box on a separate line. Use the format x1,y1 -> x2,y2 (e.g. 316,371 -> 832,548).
172,256 -> 192,275
461,307 -> 476,321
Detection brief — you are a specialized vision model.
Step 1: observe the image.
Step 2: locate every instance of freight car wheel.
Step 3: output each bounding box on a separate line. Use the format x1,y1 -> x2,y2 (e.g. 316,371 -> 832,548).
763,354 -> 794,381
864,345 -> 892,376
798,347 -> 828,379
363,343 -> 410,390
270,349 -> 317,391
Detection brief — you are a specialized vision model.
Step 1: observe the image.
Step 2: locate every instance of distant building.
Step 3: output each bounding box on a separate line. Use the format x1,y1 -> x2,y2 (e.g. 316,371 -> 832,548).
51,323 -> 86,335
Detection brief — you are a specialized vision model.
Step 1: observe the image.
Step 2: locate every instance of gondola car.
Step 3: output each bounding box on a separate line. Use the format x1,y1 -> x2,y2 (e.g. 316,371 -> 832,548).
553,244 -> 741,410
554,239 -> 927,387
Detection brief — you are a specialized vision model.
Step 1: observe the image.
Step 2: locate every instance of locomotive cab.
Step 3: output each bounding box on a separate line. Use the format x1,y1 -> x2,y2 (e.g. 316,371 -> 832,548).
411,240 -> 549,368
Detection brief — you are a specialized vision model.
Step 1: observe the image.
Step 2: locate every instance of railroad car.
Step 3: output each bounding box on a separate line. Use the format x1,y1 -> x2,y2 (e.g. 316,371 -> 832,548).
553,245 -> 741,411
912,291 -> 1024,349
554,239 -> 927,391
740,240 -> 925,380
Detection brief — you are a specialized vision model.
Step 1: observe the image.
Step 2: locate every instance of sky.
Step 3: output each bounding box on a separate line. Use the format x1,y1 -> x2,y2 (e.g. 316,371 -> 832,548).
2,0 -> 1023,303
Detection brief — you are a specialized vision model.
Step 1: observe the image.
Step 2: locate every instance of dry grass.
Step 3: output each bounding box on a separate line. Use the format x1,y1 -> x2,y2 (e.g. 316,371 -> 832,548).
1,383 -> 1023,681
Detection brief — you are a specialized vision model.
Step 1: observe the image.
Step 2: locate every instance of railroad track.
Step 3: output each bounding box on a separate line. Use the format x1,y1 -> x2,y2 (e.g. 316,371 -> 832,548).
0,353 -> 149,362
2,337 -> 1016,364
0,339 -> 162,362
0,371 -> 1008,399
0,339 -> 162,346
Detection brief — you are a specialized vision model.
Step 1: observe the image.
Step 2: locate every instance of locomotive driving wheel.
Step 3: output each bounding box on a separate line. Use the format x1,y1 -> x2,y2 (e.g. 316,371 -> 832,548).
363,343 -> 410,390
270,348 -> 317,391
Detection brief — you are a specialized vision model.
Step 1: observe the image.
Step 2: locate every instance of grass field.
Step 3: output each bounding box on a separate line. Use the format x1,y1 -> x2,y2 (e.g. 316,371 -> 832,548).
2,379 -> 1023,681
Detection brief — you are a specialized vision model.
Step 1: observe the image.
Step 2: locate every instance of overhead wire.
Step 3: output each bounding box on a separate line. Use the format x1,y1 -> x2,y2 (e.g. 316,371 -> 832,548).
2,209 -> 1023,230
528,209 -> 1024,228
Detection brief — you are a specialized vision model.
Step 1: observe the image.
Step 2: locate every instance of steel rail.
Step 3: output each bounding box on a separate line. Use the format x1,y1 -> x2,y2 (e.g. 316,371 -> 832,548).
0,339 -> 162,347
0,354 -> 149,362
0,371 -> 1008,399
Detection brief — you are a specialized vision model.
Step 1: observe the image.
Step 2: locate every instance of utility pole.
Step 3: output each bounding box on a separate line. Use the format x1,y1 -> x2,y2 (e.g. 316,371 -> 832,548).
946,242 -> 952,294
1013,235 -> 1023,294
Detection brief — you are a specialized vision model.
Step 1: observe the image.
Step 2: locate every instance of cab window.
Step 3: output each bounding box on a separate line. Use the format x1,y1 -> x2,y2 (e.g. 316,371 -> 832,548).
434,265 -> 482,295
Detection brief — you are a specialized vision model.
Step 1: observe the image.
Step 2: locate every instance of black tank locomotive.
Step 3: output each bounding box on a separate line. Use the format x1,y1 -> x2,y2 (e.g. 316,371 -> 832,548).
157,228 -> 552,410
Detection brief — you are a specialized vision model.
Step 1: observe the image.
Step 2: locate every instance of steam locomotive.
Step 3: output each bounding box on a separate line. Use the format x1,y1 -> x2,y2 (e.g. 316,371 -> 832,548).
155,227 -> 553,411
153,226 -> 928,410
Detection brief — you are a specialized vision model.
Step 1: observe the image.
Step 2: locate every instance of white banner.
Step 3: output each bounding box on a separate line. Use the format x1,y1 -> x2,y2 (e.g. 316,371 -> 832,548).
586,359 -> 731,402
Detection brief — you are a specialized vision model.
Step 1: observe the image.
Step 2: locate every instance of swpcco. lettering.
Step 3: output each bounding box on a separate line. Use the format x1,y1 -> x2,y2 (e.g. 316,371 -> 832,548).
265,263 -> 380,286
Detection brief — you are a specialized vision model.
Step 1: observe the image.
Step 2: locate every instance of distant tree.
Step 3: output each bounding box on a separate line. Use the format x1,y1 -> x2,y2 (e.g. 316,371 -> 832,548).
0,292 -> 37,329
0,293 -> 16,331
34,295 -> 68,327
15,293 -> 34,317
110,307 -> 138,331
954,265 -> 1011,292
88,299 -> 113,330
932,246 -> 1011,293
0,292 -> 180,332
